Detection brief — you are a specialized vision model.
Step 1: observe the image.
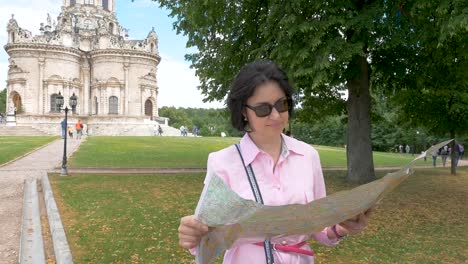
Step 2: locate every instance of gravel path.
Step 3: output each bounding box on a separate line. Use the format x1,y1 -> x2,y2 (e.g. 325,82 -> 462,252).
0,137 -> 83,264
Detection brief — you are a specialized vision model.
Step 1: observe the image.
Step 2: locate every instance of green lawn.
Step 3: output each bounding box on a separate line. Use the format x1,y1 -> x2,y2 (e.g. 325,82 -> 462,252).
69,137 -> 424,168
50,167 -> 468,263
0,136 -> 58,165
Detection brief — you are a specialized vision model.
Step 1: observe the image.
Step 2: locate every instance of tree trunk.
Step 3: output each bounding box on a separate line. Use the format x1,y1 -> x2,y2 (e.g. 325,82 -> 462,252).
450,130 -> 457,175
346,55 -> 375,183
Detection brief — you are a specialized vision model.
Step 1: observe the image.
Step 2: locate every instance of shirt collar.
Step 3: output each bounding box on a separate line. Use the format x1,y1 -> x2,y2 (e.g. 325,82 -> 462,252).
238,133 -> 305,165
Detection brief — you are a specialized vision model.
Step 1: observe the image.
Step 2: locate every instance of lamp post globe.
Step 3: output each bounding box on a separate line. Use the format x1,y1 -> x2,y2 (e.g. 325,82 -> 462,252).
70,93 -> 78,114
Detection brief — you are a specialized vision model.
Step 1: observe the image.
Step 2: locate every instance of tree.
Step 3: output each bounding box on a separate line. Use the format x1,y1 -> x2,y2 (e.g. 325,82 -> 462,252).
154,0 -> 411,183
373,1 -> 468,175
0,89 -> 6,114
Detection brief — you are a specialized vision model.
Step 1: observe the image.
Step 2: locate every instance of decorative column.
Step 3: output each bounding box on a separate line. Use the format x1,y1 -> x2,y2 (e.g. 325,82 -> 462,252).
82,57 -> 90,115
38,58 -> 45,114
123,58 -> 130,115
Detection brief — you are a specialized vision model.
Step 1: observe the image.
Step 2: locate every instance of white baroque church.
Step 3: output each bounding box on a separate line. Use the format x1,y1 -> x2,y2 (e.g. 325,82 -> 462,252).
3,0 -> 172,135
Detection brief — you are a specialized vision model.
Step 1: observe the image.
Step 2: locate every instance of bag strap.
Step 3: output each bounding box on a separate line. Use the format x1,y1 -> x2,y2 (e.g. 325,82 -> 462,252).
235,144 -> 275,264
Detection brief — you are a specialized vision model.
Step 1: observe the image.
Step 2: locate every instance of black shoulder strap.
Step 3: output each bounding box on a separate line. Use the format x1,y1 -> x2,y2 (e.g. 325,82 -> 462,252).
235,144 -> 275,264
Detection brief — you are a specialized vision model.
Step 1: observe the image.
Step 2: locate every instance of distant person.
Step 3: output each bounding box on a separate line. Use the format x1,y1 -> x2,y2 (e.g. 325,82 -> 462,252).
153,124 -> 158,136
459,144 -> 464,160
431,146 -> 438,167
178,60 -> 373,263
193,126 -> 198,137
67,126 -> 73,138
440,145 -> 448,167
180,125 -> 185,136
453,143 -> 461,167
14,106 -> 17,115
75,119 -> 84,140
158,125 -> 163,136
60,118 -> 66,139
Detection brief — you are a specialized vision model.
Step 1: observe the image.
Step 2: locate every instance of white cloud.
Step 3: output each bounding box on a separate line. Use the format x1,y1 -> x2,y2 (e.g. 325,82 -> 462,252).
157,54 -> 225,109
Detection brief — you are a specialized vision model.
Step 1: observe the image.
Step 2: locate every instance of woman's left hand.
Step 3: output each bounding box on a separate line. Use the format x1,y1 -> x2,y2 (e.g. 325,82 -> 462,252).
336,207 -> 374,237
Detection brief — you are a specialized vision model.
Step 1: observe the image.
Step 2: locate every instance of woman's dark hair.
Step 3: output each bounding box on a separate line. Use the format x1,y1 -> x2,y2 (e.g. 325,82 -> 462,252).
226,60 -> 294,131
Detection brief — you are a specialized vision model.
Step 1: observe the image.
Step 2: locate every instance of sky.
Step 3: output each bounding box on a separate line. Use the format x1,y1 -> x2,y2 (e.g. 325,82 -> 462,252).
0,0 -> 225,109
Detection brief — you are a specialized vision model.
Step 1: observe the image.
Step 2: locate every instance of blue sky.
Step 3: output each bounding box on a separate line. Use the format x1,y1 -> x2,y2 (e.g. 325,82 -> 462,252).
0,0 -> 224,108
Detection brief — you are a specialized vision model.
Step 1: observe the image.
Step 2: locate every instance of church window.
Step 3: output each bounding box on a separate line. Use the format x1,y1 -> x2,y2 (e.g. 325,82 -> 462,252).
50,94 -> 61,112
103,0 -> 109,10
109,22 -> 114,34
109,96 -> 118,114
70,0 -> 76,6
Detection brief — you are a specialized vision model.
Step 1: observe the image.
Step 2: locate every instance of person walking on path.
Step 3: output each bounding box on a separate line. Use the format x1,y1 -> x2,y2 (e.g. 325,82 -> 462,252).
75,119 -> 84,140
61,118 -> 67,139
431,146 -> 438,167
158,125 -> 163,136
0,137 -> 84,262
459,144 -> 464,160
441,145 -> 448,167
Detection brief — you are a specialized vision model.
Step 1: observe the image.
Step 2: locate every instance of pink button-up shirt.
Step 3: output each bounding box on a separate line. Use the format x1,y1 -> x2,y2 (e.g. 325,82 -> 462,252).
196,133 -> 339,263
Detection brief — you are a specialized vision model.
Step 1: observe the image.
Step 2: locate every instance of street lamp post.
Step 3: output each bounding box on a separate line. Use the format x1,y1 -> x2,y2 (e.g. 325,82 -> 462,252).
56,92 -> 78,176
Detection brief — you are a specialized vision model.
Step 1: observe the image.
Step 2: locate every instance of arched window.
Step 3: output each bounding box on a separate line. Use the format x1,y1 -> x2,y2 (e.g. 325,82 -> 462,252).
144,99 -> 153,116
102,0 -> 109,10
70,0 -> 76,6
150,43 -> 154,53
10,32 -> 15,43
50,94 -> 60,112
109,96 -> 118,114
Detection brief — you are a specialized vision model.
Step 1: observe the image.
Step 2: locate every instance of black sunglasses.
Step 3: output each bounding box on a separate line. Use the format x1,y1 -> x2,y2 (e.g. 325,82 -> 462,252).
245,98 -> 291,118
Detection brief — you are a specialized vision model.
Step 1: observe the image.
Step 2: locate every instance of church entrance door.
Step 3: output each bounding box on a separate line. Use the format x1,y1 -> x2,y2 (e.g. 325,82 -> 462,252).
11,92 -> 22,113
144,99 -> 153,118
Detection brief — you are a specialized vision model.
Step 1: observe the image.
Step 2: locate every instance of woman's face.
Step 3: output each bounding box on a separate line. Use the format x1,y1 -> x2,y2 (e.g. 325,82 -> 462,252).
244,81 -> 289,137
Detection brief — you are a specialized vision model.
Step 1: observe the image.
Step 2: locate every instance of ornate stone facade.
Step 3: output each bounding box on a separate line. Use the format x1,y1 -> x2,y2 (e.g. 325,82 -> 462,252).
4,0 -> 166,135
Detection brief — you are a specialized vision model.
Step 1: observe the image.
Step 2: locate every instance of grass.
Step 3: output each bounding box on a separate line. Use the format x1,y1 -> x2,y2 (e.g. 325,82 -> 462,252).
0,136 -> 58,165
50,167 -> 468,263
69,137 -> 239,168
69,137 -> 424,168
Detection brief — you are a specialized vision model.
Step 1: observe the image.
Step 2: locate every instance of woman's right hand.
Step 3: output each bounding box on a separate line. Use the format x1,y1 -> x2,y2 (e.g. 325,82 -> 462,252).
178,215 -> 210,249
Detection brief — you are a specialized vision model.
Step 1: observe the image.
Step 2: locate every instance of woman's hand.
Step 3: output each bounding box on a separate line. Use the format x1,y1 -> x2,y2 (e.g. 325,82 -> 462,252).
178,215 -> 210,249
334,208 -> 374,238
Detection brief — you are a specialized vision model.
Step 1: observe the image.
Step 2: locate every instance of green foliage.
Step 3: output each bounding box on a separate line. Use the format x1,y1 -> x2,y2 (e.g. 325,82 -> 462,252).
159,106 -> 243,137
0,89 -> 6,114
373,0 -> 468,137
291,116 -> 346,147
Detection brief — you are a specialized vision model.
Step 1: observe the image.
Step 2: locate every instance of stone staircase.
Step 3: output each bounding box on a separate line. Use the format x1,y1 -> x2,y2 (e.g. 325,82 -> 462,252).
0,125 -> 51,136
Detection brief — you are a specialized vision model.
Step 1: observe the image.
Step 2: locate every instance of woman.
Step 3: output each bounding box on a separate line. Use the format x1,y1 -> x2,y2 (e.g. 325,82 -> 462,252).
178,60 -> 372,263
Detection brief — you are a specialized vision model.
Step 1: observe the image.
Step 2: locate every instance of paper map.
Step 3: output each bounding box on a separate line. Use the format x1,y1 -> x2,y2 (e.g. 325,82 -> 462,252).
194,139 -> 453,264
